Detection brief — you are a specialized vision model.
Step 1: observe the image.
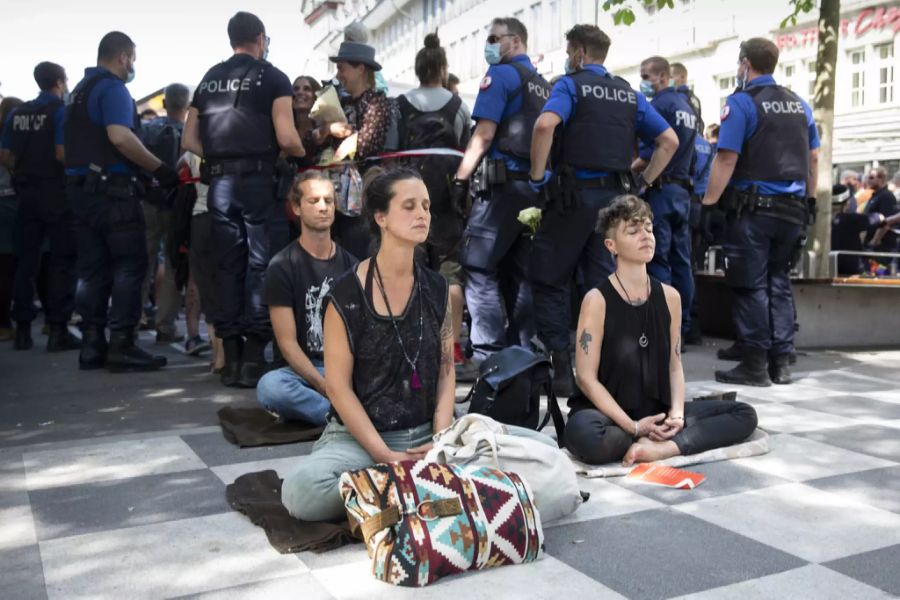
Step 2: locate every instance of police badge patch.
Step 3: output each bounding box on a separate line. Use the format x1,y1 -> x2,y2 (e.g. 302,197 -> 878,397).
480,76 -> 492,90
720,104 -> 730,121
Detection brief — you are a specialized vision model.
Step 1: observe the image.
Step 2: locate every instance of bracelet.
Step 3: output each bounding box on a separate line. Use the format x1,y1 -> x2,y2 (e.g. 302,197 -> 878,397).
633,420 -> 641,438
669,416 -> 684,421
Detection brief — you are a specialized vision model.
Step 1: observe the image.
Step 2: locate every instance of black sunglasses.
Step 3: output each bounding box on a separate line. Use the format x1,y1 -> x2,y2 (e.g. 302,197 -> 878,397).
486,33 -> 515,44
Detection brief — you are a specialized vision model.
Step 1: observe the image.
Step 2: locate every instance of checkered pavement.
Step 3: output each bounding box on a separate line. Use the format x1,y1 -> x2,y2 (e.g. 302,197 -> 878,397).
2,345 -> 899,599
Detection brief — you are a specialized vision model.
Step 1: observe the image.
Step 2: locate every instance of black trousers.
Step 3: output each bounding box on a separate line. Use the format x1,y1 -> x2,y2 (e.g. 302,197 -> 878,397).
208,172 -> 282,340
12,180 -> 77,325
68,185 -> 148,331
564,400 -> 758,465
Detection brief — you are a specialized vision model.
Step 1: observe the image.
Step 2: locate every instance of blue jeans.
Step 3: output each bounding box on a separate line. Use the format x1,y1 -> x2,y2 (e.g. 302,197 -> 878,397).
647,184 -> 694,335
256,364 -> 329,425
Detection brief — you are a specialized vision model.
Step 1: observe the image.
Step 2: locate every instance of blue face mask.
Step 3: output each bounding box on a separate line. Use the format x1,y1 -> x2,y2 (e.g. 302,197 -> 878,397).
262,36 -> 271,61
62,90 -> 71,104
639,80 -> 654,98
564,56 -> 582,75
125,66 -> 135,84
484,43 -> 502,65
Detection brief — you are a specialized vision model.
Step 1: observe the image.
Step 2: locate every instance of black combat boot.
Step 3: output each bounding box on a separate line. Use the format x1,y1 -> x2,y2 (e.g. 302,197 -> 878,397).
220,336 -> 243,387
79,326 -> 108,370
106,329 -> 167,372
47,324 -> 82,352
715,347 -> 771,387
14,321 -> 33,350
769,353 -> 793,385
551,350 -> 576,398
716,341 -> 745,361
237,334 -> 268,388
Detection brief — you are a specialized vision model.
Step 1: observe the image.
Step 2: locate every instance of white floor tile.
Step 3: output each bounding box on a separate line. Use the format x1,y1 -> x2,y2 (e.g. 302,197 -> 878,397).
210,456 -> 307,485
672,564 -> 894,600
859,390 -> 900,405
186,573 -> 333,600
754,403 -> 861,433
40,512 -> 307,600
545,478 -> 663,527
23,437 -> 206,490
675,483 -> 900,563
0,504 -> 37,551
312,554 -> 624,600
732,434 -> 894,482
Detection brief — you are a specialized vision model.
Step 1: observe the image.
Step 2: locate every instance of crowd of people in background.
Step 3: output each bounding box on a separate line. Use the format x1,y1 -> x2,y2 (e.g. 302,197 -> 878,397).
0,11 -> 897,472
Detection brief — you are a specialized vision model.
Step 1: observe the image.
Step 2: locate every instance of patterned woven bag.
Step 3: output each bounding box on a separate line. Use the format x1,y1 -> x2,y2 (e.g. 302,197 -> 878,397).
339,460 -> 543,587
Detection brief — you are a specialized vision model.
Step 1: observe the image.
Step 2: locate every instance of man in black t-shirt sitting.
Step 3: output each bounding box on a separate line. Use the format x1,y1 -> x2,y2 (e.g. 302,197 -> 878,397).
256,172 -> 357,424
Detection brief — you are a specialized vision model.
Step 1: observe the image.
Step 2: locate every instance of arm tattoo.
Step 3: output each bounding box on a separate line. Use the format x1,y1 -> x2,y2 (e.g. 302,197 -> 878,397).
579,329 -> 593,355
440,298 -> 453,342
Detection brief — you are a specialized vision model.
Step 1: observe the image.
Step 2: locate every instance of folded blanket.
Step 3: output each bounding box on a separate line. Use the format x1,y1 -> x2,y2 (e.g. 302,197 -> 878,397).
225,469 -> 358,554
218,406 -> 324,448
569,429 -> 770,478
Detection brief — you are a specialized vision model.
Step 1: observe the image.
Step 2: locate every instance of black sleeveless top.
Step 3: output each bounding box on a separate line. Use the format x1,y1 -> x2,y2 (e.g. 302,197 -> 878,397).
569,277 -> 671,419
327,261 -> 448,431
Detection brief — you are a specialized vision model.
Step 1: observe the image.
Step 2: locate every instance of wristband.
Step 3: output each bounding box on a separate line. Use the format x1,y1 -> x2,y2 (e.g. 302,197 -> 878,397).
633,420 -> 641,439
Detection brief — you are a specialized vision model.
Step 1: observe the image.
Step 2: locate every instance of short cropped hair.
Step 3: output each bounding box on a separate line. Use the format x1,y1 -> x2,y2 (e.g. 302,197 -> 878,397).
164,83 -> 190,111
671,62 -> 688,79
739,37 -> 779,75
597,195 -> 654,239
33,62 -> 66,91
641,56 -> 670,77
492,17 -> 528,47
98,31 -> 135,62
566,24 -> 612,62
290,171 -> 333,205
228,12 -> 265,48
447,73 -> 460,86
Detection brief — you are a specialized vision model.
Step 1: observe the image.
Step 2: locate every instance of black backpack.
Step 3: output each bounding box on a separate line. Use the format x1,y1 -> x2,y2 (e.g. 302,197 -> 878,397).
464,346 -> 566,447
140,118 -> 183,207
396,95 -> 468,217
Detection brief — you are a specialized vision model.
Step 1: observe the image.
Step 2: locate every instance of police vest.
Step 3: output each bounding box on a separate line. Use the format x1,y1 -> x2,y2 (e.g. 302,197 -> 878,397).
8,98 -> 64,181
561,70 -> 638,173
732,85 -> 809,182
195,57 -> 279,162
677,86 -> 705,133
495,61 -> 550,161
64,72 -> 139,171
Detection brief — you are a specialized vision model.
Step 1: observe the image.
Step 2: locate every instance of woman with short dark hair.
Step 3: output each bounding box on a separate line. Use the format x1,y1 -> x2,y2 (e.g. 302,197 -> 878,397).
566,195 -> 758,466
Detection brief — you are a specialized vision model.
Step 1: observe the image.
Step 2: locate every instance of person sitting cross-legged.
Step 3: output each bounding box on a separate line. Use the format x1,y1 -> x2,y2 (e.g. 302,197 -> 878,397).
256,172 -> 357,424
281,167 -> 554,522
565,195 -> 758,466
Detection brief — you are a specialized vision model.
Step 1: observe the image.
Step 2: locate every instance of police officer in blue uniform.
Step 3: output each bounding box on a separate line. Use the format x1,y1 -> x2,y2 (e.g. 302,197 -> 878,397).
633,56 -> 697,349
182,12 -> 305,388
702,38 -> 819,386
453,17 -> 550,364
0,62 -> 80,352
671,62 -> 704,135
529,25 -> 677,396
66,32 -> 180,372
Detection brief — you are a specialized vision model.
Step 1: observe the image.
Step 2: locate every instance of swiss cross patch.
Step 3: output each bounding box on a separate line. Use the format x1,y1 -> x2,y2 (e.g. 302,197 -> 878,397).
480,76 -> 492,90
720,104 -> 730,121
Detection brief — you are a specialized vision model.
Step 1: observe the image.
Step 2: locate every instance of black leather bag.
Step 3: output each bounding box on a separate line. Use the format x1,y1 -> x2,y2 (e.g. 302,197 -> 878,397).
464,346 -> 566,446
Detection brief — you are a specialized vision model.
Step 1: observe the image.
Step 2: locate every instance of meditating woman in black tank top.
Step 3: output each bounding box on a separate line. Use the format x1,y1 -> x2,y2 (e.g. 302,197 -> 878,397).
565,195 -> 758,466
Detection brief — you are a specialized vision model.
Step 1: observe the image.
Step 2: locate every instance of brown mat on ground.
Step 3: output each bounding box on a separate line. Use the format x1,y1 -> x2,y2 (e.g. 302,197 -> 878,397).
226,469 -> 358,554
217,406 -> 324,447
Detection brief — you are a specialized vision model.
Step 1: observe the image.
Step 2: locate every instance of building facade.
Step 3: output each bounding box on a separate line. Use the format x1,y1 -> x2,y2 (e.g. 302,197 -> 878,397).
305,0 -> 900,173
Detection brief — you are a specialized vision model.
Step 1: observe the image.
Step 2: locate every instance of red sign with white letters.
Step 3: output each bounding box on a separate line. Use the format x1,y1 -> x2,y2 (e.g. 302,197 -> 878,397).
775,4 -> 900,50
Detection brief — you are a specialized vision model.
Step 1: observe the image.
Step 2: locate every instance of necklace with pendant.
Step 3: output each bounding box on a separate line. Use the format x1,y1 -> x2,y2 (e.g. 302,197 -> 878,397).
614,270 -> 651,348
373,257 -> 424,390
